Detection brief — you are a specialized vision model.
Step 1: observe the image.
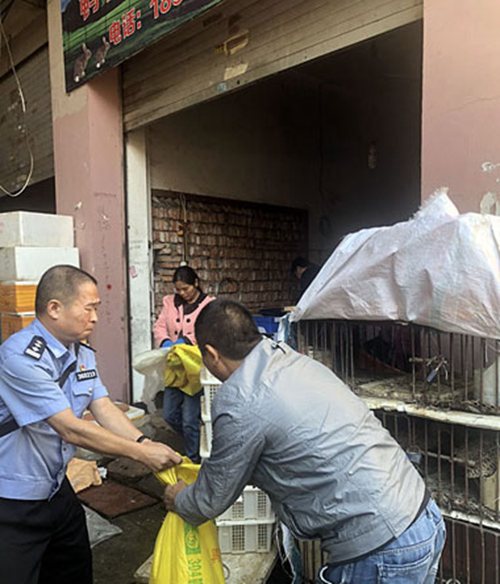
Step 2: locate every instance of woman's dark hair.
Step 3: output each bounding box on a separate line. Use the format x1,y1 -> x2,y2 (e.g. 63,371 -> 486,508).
173,266 -> 202,291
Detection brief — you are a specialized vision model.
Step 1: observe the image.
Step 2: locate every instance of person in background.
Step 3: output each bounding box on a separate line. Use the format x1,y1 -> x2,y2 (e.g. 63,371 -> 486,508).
291,256 -> 320,301
0,265 -> 181,584
153,266 -> 215,463
164,300 -> 446,584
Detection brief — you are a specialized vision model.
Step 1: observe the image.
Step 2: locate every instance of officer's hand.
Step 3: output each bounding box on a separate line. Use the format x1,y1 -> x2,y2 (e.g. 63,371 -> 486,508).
164,480 -> 188,511
140,441 -> 182,472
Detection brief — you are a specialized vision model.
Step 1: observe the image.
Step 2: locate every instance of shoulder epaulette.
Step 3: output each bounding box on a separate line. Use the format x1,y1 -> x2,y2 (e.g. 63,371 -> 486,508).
78,341 -> 96,352
24,336 -> 47,360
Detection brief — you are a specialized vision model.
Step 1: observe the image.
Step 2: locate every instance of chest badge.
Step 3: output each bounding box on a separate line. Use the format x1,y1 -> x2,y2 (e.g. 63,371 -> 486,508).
76,369 -> 98,381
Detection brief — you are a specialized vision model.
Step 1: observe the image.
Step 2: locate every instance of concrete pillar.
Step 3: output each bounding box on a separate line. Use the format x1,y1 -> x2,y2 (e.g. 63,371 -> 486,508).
422,0 -> 500,213
47,0 -> 129,401
126,129 -> 154,403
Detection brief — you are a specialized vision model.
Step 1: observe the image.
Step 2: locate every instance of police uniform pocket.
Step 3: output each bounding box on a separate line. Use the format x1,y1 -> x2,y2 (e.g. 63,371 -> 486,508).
72,382 -> 95,418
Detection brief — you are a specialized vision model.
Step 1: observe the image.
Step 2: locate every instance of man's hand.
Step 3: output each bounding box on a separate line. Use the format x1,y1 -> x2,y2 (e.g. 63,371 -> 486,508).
164,479 -> 188,511
140,441 -> 182,472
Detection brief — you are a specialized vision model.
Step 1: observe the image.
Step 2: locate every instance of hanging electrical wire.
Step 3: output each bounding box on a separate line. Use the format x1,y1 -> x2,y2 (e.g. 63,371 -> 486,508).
0,7 -> 35,197
178,193 -> 189,265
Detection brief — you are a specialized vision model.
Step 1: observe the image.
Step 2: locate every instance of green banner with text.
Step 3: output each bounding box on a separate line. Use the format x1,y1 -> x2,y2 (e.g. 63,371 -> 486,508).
61,0 -> 221,93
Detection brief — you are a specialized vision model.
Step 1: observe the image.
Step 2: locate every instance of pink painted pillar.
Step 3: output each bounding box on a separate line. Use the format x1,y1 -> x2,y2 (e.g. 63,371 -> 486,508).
422,0 -> 500,213
48,0 -> 129,402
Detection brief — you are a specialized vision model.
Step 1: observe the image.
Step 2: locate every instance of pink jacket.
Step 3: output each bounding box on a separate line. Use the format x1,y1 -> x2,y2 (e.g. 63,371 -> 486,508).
153,294 -> 215,347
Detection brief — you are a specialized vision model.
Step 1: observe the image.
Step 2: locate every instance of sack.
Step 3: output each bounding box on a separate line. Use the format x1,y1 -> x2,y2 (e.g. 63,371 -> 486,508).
150,459 -> 225,584
164,345 -> 203,397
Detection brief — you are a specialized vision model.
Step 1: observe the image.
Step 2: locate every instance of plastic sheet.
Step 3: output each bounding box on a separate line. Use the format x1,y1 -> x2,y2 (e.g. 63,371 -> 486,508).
132,348 -> 169,412
292,190 -> 500,340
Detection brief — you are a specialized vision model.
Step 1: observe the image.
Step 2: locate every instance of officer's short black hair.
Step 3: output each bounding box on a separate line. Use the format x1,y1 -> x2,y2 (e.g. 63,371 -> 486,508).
35,265 -> 98,315
195,299 -> 261,361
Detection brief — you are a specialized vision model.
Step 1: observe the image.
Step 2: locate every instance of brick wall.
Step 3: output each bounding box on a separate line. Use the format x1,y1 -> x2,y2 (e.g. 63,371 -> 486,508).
152,190 -> 308,314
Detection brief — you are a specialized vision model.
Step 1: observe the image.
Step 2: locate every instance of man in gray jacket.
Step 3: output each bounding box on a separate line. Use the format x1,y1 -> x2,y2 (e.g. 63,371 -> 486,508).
164,300 -> 446,584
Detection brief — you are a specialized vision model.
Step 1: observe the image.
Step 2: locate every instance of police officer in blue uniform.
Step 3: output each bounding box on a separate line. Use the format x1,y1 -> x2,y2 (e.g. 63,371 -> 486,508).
0,265 -> 182,584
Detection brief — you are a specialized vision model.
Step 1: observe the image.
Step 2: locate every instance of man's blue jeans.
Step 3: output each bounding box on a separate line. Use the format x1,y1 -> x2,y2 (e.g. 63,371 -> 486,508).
163,386 -> 201,463
317,499 -> 446,584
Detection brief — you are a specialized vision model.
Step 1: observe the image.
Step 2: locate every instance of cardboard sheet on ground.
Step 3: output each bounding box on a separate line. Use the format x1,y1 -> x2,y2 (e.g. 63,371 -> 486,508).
291,190 -> 500,340
150,458 -> 225,584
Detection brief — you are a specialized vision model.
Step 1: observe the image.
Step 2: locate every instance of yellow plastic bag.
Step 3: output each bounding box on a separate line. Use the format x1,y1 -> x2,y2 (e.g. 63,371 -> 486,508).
150,458 -> 225,584
164,345 -> 203,397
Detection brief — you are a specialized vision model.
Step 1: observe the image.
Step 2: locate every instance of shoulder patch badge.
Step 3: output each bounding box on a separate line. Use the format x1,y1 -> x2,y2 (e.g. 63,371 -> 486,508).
24,336 -> 47,360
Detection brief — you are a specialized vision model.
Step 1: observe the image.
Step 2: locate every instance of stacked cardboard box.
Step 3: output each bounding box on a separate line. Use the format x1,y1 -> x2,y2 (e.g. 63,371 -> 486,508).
0,212 -> 79,341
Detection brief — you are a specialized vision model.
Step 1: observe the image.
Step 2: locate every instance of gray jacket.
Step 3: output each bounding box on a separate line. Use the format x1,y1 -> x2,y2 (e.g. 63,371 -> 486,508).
175,339 -> 426,563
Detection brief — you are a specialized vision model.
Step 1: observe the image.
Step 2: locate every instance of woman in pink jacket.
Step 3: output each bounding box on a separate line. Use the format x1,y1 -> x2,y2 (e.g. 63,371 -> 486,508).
153,266 -> 214,463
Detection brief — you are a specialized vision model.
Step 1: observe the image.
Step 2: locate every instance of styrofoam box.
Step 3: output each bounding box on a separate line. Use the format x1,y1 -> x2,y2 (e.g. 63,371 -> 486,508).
217,487 -> 275,522
217,520 -> 275,554
0,247 -> 80,281
0,212 -> 74,248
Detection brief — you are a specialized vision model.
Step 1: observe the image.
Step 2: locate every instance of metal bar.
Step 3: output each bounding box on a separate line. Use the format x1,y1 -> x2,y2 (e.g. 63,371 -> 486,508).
466,522 -> 471,584
450,425 -> 455,504
479,430 -> 484,521
411,325 -> 416,400
465,427 -> 470,509
451,519 -> 457,584
480,337 -> 485,405
450,332 -> 455,400
437,332 -> 442,400
437,424 -> 442,507
464,334 -> 470,402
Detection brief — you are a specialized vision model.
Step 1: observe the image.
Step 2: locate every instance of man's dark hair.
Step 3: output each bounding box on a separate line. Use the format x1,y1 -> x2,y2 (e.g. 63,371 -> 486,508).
195,299 -> 262,361
35,265 -> 98,315
291,256 -> 310,274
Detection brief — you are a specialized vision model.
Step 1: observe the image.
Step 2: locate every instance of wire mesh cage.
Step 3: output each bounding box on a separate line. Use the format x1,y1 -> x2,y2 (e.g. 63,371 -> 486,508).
297,320 -> 500,415
377,411 -> 500,523
295,319 -> 500,582
299,516 -> 500,584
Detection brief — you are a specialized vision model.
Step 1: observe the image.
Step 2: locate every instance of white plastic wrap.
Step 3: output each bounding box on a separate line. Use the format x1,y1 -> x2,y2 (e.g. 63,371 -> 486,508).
291,190 -> 500,340
132,348 -> 168,411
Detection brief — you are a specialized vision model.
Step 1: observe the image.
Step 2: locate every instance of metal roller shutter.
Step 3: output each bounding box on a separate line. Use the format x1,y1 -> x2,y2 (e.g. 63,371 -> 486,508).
123,0 -> 423,130
0,47 -> 54,196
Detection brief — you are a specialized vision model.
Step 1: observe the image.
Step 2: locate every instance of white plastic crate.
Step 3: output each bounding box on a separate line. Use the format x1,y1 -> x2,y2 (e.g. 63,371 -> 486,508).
200,395 -> 211,423
200,366 -> 222,422
199,420 -> 213,459
217,519 -> 275,554
217,487 -> 274,522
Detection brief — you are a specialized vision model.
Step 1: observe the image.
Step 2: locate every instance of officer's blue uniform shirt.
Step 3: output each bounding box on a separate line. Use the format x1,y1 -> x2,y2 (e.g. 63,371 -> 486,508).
0,319 -> 108,500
